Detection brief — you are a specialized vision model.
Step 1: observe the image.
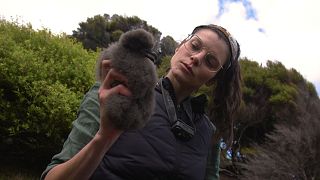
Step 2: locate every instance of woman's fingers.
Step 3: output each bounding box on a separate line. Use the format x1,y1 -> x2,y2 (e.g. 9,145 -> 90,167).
100,60 -> 112,80
107,84 -> 132,97
102,69 -> 129,90
99,68 -> 132,105
98,66 -> 129,136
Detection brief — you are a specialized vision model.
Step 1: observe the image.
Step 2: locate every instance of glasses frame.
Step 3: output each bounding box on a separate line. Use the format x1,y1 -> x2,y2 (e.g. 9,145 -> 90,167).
183,34 -> 224,73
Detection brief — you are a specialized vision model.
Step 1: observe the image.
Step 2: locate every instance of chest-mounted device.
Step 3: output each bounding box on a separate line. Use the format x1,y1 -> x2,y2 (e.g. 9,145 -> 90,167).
159,79 -> 195,141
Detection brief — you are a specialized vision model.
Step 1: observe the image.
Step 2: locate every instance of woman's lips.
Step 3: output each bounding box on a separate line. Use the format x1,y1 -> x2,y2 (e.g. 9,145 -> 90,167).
181,62 -> 194,76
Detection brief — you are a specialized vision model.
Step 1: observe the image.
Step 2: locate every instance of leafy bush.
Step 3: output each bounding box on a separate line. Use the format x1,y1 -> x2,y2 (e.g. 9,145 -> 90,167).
231,59 -> 320,179
72,14 -> 162,51
0,19 -> 98,170
156,55 -> 171,77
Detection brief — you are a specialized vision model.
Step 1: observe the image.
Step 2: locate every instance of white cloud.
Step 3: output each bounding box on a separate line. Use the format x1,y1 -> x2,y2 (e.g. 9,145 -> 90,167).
251,0 -> 320,81
211,0 -> 320,85
0,0 -> 319,94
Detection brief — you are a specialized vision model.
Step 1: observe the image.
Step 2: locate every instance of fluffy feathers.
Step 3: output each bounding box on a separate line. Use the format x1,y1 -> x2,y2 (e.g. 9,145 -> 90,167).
101,29 -> 158,130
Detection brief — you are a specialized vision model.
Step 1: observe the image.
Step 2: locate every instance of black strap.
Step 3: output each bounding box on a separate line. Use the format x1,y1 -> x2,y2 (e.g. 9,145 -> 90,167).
159,79 -> 177,125
159,79 -> 195,141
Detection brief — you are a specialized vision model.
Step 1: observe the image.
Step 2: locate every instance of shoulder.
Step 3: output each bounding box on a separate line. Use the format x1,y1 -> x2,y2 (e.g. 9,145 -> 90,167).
79,82 -> 100,110
84,82 -> 100,99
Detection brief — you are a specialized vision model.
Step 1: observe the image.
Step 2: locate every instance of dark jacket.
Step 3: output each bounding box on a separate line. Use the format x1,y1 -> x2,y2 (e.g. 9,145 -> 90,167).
91,79 -> 215,180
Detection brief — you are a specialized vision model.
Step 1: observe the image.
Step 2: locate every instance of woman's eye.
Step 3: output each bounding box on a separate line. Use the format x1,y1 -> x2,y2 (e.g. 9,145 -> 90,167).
191,41 -> 201,51
205,55 -> 219,69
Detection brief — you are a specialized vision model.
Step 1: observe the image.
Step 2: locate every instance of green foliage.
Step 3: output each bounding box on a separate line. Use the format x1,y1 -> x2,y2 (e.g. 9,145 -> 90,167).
268,84 -> 297,106
288,68 -> 304,84
160,35 -> 178,58
240,59 -> 299,106
240,147 -> 257,156
265,60 -> 289,83
156,56 -> 171,77
240,58 -> 265,100
72,14 -> 162,51
264,61 -> 298,106
111,30 -> 124,42
307,81 -> 317,97
0,19 -> 97,168
72,14 -> 111,51
237,58 -> 317,147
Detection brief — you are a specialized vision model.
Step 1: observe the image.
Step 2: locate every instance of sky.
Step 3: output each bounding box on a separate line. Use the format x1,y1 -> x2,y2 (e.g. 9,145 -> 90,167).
1,0 -> 320,96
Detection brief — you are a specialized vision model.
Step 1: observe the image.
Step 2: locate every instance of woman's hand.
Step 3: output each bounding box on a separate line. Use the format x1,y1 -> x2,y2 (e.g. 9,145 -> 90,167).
44,60 -> 132,180
97,60 -> 132,139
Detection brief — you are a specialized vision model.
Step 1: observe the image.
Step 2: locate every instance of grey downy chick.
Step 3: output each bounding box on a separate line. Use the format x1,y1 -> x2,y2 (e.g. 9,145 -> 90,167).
101,29 -> 158,130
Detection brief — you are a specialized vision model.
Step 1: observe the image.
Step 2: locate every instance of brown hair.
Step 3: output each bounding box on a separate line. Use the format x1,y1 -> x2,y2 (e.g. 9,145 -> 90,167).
192,24 -> 242,146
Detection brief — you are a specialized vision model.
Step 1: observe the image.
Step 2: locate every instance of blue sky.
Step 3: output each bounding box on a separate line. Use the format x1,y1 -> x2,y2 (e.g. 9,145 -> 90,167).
1,0 -> 320,96
218,0 -> 258,20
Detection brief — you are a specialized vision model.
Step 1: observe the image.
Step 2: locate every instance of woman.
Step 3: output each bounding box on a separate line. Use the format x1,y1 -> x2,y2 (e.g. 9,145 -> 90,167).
41,24 -> 241,180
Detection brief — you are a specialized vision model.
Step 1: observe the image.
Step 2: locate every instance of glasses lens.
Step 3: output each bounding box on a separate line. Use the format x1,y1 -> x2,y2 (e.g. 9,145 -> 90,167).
184,36 -> 201,53
204,54 -> 221,71
184,35 -> 222,72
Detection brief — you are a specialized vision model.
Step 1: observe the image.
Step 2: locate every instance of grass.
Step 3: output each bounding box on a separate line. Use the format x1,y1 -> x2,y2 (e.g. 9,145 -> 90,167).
0,166 -> 41,180
0,173 -> 38,180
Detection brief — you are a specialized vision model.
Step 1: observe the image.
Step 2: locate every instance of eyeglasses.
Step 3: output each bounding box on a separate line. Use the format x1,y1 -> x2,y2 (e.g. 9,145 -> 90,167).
183,34 -> 223,73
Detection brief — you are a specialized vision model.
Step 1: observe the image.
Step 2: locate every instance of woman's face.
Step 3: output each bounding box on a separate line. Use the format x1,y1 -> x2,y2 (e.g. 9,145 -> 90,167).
169,28 -> 229,89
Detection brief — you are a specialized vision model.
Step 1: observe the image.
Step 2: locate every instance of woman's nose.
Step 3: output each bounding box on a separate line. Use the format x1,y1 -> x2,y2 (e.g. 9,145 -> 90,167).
190,55 -> 200,66
190,50 -> 206,66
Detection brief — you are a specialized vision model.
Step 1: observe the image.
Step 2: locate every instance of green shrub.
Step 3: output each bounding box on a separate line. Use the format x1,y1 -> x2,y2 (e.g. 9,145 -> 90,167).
0,19 -> 98,169
156,55 -> 171,78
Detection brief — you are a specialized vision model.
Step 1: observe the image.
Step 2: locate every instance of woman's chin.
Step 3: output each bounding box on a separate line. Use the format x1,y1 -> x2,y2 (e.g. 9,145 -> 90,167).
172,68 -> 192,83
